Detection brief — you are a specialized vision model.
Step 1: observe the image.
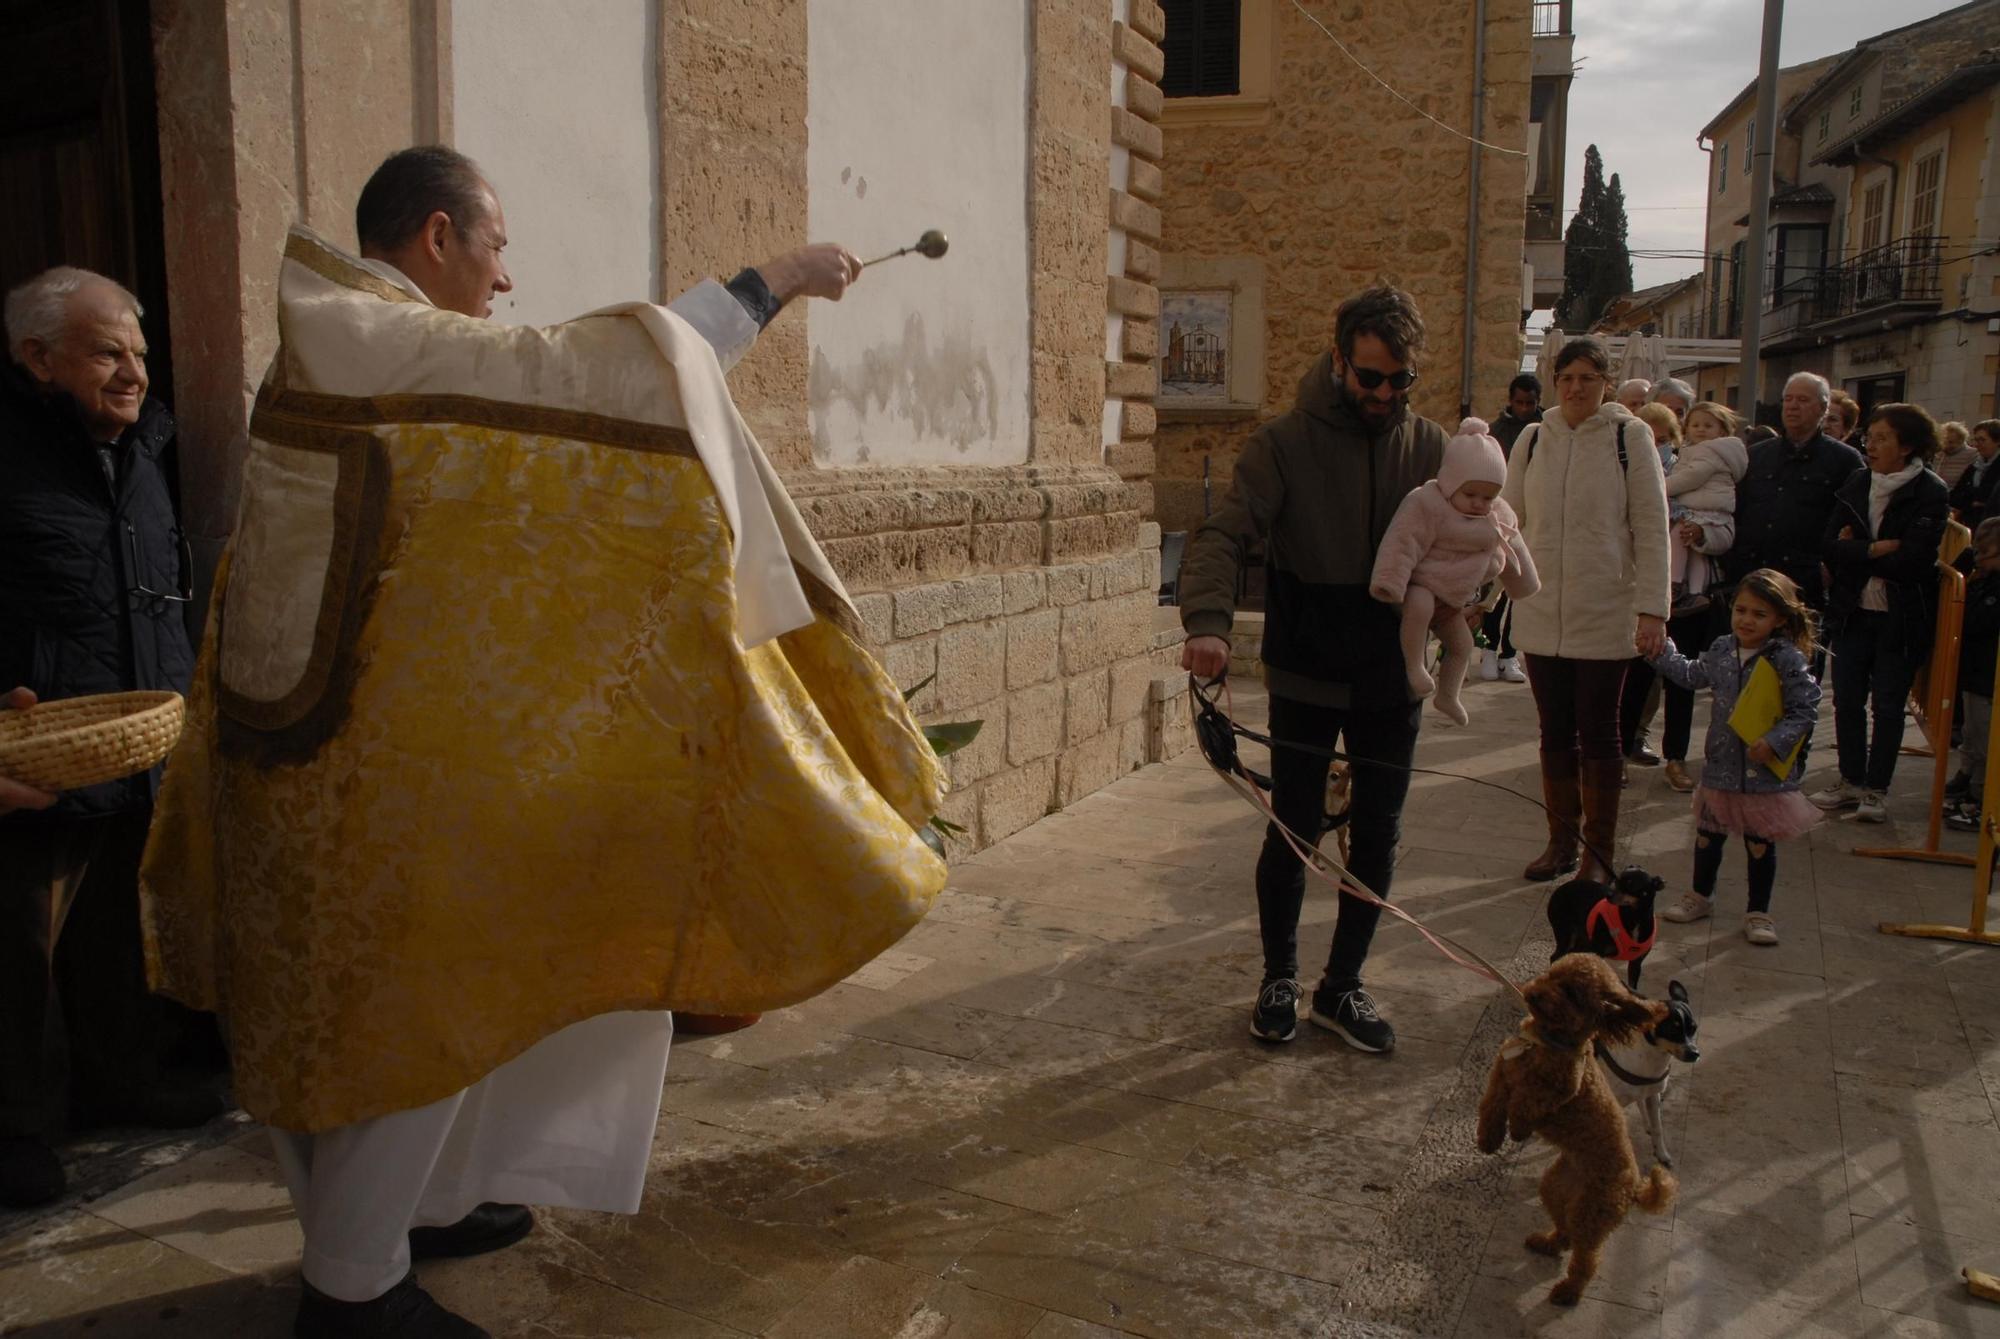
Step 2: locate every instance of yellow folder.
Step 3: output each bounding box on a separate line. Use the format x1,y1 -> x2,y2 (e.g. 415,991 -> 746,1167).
1728,656 -> 1804,781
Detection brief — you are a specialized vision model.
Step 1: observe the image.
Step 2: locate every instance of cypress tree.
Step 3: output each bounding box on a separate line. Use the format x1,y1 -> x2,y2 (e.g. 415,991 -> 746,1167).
1555,145 -> 1606,328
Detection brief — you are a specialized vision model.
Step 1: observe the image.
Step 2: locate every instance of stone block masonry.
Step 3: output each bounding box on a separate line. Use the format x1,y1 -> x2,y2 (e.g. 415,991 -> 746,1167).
786,461 -> 1190,854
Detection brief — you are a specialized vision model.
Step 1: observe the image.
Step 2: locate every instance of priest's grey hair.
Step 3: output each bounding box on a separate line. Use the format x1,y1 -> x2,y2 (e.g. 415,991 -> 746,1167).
4,267 -> 142,363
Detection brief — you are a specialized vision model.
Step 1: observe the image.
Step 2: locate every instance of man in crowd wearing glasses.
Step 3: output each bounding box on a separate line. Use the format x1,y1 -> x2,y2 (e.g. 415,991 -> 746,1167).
1178,285 -> 1448,1054
0,267 -> 220,1209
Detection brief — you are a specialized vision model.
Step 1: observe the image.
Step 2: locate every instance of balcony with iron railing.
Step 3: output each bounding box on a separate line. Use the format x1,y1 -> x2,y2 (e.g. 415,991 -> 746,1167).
1532,0 -> 1573,36
1812,237 -> 1947,327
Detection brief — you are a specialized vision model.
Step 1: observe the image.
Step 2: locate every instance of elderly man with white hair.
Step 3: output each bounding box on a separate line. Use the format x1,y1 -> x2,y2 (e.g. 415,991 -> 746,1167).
1649,378 -> 1695,421
1616,378 -> 1652,412
0,266 -> 220,1210
1724,371 -> 1866,615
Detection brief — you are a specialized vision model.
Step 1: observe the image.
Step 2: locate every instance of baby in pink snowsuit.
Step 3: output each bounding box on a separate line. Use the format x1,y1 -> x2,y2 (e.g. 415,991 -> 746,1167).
1370,417 -> 1542,725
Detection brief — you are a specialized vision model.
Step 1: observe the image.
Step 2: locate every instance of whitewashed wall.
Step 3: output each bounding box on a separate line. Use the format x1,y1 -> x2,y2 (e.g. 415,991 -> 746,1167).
451,1 -> 658,326
806,0 -> 1033,467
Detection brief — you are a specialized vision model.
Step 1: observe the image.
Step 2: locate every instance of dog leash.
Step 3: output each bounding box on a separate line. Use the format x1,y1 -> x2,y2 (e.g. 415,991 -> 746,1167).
1189,675 -> 1616,876
1188,676 -> 1531,1006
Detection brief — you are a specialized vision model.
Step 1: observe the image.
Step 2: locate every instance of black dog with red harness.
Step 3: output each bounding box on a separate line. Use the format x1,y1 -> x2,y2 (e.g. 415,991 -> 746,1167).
1547,866 -> 1663,991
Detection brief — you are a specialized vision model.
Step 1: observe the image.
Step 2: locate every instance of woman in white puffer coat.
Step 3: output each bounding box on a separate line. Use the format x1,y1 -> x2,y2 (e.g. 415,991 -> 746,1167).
1501,337 -> 1672,884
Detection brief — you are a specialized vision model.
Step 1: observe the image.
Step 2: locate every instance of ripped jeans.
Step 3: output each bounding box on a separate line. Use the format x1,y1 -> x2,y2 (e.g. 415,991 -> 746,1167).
1692,829 -> 1776,913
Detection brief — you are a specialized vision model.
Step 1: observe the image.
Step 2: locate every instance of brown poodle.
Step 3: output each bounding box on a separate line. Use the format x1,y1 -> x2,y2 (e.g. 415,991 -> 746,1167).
1476,954 -> 1678,1306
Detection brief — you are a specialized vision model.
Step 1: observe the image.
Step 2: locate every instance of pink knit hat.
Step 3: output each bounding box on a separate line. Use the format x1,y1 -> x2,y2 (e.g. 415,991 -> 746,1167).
1436,417 -> 1509,500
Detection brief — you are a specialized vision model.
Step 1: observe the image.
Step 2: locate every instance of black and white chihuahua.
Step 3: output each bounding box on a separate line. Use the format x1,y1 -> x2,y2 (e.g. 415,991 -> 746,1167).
1593,979 -> 1700,1167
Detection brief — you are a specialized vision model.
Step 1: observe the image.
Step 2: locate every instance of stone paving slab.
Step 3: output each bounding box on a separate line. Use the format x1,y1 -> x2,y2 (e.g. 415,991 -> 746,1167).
3,675 -> 1999,1337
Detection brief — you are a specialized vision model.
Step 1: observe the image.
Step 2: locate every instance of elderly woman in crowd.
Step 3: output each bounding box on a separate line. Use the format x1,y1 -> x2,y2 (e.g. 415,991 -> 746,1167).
1811,404 -> 1950,823
1502,337 -> 1671,882
1933,421 -> 1976,490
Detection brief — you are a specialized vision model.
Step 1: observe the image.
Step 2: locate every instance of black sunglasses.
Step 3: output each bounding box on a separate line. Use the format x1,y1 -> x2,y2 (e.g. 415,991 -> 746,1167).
1352,366 -> 1418,392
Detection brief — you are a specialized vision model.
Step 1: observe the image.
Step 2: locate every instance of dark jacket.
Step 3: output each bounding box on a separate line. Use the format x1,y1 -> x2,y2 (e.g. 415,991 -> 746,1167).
1650,633 -> 1820,793
0,363 -> 194,819
1948,454 -> 2000,529
1726,431 -> 1866,607
1821,465 -> 1950,666
1491,407 -> 1540,458
1957,557 -> 2000,700
1179,351 -> 1448,709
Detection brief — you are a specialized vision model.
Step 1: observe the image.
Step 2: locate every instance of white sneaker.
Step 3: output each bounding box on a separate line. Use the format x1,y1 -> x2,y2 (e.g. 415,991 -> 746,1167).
1852,790 -> 1888,823
1743,913 -> 1780,946
1809,779 -> 1861,811
1497,657 -> 1527,683
1661,890 -> 1713,923
1480,648 -> 1501,681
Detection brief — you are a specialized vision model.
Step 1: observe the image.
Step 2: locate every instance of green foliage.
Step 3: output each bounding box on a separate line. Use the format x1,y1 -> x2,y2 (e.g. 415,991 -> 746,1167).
903,673 -> 984,853
1554,144 -> 1634,330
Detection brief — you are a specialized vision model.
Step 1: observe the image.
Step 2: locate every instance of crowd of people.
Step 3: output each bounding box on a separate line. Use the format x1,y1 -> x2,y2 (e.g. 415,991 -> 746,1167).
1181,290 -> 1991,1049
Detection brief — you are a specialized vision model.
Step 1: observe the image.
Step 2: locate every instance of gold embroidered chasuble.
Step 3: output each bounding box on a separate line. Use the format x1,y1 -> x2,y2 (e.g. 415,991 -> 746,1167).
141,230 -> 947,1133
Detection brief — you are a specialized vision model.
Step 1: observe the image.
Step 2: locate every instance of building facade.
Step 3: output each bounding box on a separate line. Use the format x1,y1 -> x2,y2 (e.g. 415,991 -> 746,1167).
2,0 -> 1204,853
1146,0 -> 1544,535
1692,0 -> 2000,424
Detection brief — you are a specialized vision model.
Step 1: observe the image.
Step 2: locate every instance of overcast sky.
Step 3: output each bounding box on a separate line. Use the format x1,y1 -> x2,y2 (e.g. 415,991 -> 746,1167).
1556,0 -> 1963,300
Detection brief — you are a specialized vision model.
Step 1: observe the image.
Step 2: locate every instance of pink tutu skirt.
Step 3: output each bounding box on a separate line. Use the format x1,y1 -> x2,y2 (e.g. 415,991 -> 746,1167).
1693,786 -> 1821,841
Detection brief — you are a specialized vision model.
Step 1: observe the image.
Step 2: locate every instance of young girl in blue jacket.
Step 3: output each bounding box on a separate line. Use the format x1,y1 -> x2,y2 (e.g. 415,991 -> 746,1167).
1647,569 -> 1823,945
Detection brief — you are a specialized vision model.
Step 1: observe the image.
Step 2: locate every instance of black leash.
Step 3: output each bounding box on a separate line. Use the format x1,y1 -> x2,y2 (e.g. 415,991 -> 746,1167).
1187,674 -> 1616,875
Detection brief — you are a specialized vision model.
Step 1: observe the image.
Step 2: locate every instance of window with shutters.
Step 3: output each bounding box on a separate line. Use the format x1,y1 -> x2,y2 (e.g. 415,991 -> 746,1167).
1744,119 -> 1754,174
1717,141 -> 1729,192
1859,179 -> 1886,252
1161,0 -> 1241,98
1817,107 -> 1829,143
1847,84 -> 1862,118
1908,149 -> 1943,243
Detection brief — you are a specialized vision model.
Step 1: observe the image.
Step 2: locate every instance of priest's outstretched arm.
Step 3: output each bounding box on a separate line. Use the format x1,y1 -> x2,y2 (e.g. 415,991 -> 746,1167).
672,243 -> 863,372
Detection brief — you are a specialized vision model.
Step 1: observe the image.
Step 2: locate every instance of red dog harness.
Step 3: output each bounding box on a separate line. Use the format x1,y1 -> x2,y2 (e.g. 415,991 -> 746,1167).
1585,897 -> 1657,960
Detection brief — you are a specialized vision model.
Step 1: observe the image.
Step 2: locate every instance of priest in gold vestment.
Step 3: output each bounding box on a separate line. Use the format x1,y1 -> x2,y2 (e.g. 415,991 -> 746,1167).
140,147 -> 948,1339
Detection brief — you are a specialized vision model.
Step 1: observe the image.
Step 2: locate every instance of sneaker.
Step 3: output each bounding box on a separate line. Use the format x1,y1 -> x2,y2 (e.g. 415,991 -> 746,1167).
1742,913 -> 1780,946
1852,790 -> 1888,823
1809,778 -> 1862,811
1480,648 -> 1501,681
1946,804 -> 1982,833
1660,890 -> 1713,923
1309,985 -> 1396,1053
1498,657 -> 1527,683
1250,978 -> 1301,1043
1662,760 -> 1696,793
1946,770 -> 1972,802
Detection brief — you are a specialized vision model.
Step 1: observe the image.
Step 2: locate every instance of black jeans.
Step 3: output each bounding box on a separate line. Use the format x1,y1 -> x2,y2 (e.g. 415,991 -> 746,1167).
0,813 -> 175,1137
1525,655 -> 1628,760
1832,610 -> 1920,792
1482,595 -> 1515,658
1253,693 -> 1420,989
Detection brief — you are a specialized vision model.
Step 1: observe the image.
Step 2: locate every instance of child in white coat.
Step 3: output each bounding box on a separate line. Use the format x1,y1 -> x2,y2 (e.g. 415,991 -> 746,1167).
1371,418 -> 1542,725
1667,403 -> 1749,615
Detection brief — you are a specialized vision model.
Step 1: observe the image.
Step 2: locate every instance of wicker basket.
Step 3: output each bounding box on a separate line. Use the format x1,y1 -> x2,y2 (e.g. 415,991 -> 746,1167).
0,691 -> 186,793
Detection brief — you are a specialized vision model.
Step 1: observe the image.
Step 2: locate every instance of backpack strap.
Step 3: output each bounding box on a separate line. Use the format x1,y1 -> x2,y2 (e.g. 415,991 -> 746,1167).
1616,421 -> 1628,471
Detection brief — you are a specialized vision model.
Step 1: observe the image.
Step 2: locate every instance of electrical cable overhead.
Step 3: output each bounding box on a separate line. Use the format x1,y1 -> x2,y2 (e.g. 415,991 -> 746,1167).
1288,0 -> 1528,156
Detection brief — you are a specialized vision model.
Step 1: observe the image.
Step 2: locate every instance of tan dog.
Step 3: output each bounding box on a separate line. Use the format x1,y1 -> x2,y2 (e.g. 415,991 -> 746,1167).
1476,955 -> 1677,1306
1322,762 -> 1352,862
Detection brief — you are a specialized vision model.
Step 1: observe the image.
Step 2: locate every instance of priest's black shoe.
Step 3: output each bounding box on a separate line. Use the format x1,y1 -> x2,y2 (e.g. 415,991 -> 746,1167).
294,1274 -> 489,1338
0,1136 -> 65,1209
408,1203 -> 534,1261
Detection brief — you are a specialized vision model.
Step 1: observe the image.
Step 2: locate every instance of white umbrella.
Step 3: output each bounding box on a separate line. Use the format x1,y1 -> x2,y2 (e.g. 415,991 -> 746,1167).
1535,325 -> 1567,390
1615,332 -> 1667,386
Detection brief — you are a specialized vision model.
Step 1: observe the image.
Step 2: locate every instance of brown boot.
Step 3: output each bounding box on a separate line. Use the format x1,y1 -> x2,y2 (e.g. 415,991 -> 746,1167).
1577,756 -> 1624,884
1524,750 -> 1581,882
